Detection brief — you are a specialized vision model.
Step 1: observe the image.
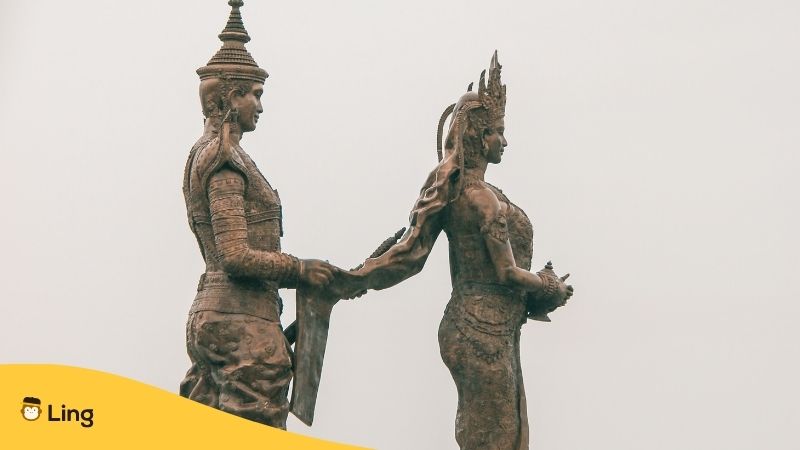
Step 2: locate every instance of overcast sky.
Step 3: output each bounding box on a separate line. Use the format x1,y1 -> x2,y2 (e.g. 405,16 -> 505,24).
1,1 -> 798,449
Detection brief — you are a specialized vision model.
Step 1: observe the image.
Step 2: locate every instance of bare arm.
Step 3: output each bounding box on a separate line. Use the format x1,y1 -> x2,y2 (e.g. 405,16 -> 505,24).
353,213 -> 444,291
465,186 -> 545,292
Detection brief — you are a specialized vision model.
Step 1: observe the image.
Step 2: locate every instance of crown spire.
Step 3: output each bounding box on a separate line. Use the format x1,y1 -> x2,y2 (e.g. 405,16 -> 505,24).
218,0 -> 250,43
197,0 -> 267,83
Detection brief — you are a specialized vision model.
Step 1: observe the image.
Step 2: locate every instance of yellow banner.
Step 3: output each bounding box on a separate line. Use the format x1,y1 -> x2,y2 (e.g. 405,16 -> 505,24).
1,364 -> 370,449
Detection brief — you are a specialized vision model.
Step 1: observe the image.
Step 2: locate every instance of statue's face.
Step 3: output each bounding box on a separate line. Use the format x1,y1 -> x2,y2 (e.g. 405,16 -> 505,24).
231,82 -> 264,132
482,118 -> 507,164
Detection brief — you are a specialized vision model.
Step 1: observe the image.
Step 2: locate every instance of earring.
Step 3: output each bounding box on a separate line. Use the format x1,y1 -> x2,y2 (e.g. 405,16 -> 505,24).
223,107 -> 239,123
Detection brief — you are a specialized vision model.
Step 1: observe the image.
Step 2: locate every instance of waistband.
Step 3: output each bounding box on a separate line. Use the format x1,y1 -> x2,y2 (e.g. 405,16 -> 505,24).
446,281 -> 526,335
454,281 -> 523,297
191,272 -> 281,322
197,272 -> 278,292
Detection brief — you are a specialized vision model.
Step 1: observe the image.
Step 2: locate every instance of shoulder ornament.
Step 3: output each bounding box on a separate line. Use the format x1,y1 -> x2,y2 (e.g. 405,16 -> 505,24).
195,123 -> 249,193
480,212 -> 509,241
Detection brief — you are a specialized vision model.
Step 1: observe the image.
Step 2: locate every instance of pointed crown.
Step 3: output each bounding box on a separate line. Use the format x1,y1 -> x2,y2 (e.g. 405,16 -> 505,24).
476,50 -> 506,124
197,0 -> 268,83
436,52 -> 509,161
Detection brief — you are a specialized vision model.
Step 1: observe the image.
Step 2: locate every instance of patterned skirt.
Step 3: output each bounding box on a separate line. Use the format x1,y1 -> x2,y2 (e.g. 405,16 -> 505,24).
439,283 -> 529,450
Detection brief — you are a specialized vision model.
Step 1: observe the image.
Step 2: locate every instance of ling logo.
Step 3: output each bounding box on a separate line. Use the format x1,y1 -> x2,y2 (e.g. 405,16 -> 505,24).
21,397 -> 42,421
20,396 -> 95,428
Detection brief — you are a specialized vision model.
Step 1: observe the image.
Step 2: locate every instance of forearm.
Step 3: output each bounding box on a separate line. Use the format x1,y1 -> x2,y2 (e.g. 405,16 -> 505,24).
482,210 -> 544,293
209,169 -> 301,287
504,266 -> 544,292
356,224 -> 439,290
216,244 -> 301,287
361,256 -> 424,290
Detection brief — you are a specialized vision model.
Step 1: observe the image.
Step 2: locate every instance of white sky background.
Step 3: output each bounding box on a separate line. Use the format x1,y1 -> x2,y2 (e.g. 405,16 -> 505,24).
1,0 -> 799,448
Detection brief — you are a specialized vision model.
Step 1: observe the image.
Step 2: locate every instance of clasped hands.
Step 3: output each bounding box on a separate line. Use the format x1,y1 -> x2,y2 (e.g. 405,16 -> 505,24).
298,259 -> 369,300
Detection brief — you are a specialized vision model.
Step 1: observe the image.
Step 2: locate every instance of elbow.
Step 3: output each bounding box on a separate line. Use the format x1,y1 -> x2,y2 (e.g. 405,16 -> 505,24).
218,248 -> 249,276
497,266 -> 518,285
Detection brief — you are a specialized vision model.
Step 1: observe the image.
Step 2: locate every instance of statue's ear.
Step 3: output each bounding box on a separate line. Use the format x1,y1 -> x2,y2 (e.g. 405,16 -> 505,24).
226,88 -> 240,109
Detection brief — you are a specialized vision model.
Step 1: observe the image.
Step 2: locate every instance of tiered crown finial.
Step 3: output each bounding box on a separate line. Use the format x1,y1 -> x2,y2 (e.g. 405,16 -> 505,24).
197,0 -> 267,83
218,0 -> 250,43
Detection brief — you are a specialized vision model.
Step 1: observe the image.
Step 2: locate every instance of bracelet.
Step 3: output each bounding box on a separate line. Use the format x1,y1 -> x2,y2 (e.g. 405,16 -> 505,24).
537,273 -> 559,300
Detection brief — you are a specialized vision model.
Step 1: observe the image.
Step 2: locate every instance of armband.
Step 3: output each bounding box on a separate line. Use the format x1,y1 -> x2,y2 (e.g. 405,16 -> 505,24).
479,212 -> 509,241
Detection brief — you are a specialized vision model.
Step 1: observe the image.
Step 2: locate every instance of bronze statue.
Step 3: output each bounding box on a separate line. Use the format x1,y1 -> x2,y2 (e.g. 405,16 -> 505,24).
179,4 -> 573,444
179,0 -> 342,429
343,52 -> 574,449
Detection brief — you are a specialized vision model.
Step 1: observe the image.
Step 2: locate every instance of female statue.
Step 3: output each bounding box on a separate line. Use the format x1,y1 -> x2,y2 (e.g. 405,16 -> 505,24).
349,52 -> 574,449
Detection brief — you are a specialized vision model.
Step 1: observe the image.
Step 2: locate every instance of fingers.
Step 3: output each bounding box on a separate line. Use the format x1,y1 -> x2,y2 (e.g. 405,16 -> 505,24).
311,269 -> 334,286
306,269 -> 334,287
323,260 -> 342,273
319,266 -> 334,280
301,259 -> 338,286
345,289 -> 368,300
318,270 -> 334,285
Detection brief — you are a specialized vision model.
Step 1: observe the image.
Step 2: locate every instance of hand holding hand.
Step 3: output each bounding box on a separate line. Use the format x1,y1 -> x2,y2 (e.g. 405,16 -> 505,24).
324,270 -> 369,300
299,259 -> 337,287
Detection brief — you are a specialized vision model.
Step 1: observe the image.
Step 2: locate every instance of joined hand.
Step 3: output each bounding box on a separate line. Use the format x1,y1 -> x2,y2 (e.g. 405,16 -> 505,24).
322,270 -> 369,300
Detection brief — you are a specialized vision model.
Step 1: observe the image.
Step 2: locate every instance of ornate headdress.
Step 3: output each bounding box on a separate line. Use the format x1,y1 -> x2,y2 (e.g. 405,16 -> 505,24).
437,51 -> 507,161
365,52 -> 508,267
196,0 -> 267,83
476,50 -> 507,125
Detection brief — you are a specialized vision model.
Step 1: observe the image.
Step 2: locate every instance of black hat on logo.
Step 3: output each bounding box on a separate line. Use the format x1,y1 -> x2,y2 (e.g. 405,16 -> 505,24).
22,397 -> 41,405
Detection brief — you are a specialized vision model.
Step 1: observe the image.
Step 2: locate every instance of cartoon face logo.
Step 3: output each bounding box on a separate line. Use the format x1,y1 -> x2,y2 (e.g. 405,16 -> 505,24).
22,397 -> 42,421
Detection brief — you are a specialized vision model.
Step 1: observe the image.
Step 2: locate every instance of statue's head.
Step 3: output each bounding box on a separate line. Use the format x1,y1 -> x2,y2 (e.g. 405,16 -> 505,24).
197,0 -> 267,133
199,78 -> 263,132
441,51 -> 508,166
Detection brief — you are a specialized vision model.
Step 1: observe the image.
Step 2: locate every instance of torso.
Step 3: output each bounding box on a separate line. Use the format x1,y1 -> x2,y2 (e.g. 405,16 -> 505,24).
182,136 -> 285,321
234,147 -> 284,253
184,139 -> 284,273
443,178 -> 534,290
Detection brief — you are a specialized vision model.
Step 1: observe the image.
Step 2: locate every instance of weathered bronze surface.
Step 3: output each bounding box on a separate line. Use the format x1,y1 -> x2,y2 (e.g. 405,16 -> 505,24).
339,52 -> 574,449
179,0 -> 347,429
180,3 -> 574,444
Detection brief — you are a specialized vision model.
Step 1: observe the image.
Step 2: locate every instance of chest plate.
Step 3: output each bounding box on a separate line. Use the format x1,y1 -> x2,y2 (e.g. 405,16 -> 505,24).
236,148 -> 284,253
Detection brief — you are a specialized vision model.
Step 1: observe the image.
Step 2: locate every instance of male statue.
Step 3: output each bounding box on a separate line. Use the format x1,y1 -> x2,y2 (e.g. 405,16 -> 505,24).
179,0 -> 340,428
